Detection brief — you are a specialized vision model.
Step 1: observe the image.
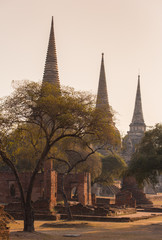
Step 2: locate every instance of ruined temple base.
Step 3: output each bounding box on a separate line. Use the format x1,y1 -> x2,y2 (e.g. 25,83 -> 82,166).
116,176 -> 153,207
4,199 -> 61,221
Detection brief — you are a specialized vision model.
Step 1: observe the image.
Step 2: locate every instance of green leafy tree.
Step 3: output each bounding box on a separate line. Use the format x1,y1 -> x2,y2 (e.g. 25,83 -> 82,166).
0,81 -> 119,232
3,125 -> 43,172
73,150 -> 102,184
93,153 -> 126,185
128,124 -> 162,186
49,137 -> 102,181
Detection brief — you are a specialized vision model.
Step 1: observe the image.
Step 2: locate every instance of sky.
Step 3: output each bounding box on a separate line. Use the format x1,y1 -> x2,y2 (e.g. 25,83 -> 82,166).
0,0 -> 162,135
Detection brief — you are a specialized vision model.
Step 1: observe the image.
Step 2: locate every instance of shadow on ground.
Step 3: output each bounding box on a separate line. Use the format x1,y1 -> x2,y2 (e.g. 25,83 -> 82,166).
40,222 -> 89,228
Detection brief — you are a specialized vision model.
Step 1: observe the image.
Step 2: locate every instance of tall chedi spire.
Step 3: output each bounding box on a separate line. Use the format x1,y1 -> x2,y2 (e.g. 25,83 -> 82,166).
120,75 -> 151,204
129,75 -> 146,133
122,74 -> 146,163
43,17 -> 60,87
96,53 -> 121,151
96,53 -> 111,114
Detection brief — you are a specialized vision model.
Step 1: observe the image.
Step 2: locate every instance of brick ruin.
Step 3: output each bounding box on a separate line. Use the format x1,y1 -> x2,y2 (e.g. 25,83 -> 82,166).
0,206 -> 10,240
0,160 -> 92,217
115,176 -> 152,207
57,172 -> 91,205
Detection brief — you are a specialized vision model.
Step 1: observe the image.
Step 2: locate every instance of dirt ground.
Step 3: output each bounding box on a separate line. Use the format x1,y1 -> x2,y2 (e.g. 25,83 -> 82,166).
9,216 -> 162,240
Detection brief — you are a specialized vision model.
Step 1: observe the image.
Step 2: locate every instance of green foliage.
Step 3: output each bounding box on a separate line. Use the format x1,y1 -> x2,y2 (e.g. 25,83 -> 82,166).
128,124 -> 162,186
6,124 -> 45,172
94,153 -> 126,185
69,150 -> 102,183
47,137 -> 102,181
0,81 -> 120,174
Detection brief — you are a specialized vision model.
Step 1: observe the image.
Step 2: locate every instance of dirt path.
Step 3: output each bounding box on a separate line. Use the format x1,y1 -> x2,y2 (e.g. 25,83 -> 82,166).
10,216 -> 162,240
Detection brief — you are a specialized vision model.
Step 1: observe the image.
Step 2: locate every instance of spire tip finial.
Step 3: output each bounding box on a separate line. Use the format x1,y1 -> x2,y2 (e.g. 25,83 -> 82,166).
51,16 -> 54,26
101,53 -> 104,62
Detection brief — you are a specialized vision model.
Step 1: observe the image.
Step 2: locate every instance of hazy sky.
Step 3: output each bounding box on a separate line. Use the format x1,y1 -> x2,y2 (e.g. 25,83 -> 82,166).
0,0 -> 162,135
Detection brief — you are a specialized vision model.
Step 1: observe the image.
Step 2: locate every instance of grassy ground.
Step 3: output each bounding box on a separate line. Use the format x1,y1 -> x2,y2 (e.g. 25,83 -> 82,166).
9,216 -> 162,240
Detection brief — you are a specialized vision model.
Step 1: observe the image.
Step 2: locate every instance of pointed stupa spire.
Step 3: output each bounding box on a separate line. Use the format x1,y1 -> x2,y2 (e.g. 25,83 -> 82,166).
130,75 -> 146,131
96,53 -> 110,112
43,17 -> 60,87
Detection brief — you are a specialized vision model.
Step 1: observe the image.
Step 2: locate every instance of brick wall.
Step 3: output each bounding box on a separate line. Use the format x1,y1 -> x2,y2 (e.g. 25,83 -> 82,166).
0,163 -> 91,215
116,190 -> 136,207
57,172 -> 92,205
0,163 -> 57,213
0,171 -> 44,204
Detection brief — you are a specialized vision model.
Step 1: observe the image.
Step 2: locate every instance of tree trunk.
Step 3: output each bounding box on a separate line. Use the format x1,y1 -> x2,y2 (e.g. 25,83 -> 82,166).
61,174 -> 73,220
23,203 -> 35,232
23,143 -> 51,232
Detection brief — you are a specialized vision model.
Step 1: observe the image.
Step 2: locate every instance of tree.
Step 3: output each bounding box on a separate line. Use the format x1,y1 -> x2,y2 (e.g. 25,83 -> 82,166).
93,153 -> 126,186
44,137 -> 123,220
0,81 -> 119,232
128,124 -> 162,186
2,125 -> 42,172
72,150 -> 102,184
